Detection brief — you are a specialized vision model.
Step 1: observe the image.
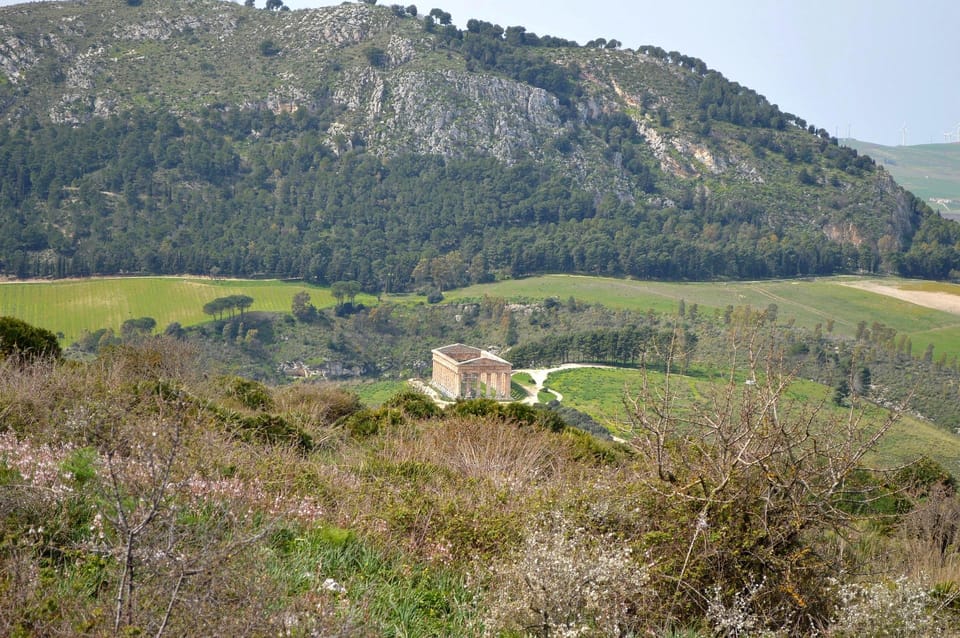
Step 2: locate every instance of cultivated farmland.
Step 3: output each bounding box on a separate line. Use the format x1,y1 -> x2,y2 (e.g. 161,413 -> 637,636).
446,275 -> 960,358
4,274 -> 960,359
0,278 -> 349,343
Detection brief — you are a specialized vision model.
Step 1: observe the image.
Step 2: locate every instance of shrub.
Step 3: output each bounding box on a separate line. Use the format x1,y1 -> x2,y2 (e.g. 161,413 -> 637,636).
383,389 -> 441,419
894,455 -> 955,497
545,401 -> 612,439
337,407 -> 403,438
364,46 -> 388,68
484,513 -> 650,636
560,428 -> 629,464
446,398 -> 500,418
60,446 -> 97,488
259,39 -> 279,56
0,316 -> 61,361
828,576 -> 942,636
274,384 -> 362,431
625,333 -> 900,630
228,412 -> 313,451
224,376 -> 274,411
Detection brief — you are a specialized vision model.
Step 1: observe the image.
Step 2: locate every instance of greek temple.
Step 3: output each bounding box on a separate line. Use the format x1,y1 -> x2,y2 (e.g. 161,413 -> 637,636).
430,344 -> 512,400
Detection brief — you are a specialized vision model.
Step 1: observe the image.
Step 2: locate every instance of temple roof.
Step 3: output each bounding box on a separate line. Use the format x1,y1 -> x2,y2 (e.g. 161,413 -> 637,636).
432,343 -> 511,367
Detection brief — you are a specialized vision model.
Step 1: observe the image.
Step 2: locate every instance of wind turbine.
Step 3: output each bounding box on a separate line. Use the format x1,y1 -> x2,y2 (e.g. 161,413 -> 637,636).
946,131 -> 954,143
901,123 -> 907,147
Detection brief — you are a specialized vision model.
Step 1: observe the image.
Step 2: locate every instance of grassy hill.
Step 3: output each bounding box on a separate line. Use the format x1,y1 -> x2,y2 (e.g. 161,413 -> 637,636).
542,364 -> 960,472
3,338 -> 960,635
846,139 -> 960,218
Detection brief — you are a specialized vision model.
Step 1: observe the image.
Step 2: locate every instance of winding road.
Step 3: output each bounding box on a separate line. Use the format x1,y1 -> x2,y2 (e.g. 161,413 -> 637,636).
513,363 -> 614,405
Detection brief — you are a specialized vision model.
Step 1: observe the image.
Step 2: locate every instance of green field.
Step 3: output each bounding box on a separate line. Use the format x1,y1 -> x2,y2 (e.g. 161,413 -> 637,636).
351,380 -> 411,406
446,275 -> 960,358
546,365 -> 960,473
4,274 -> 960,358
844,140 -> 960,214
0,277 -> 374,343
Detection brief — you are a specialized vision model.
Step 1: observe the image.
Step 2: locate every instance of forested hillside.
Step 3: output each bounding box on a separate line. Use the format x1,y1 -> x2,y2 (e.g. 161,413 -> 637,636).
0,0 -> 958,286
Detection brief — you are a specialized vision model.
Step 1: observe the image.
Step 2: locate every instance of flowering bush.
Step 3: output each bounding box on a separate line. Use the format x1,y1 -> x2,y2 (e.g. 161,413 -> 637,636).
827,576 -> 942,637
484,513 -> 650,637
706,580 -> 790,638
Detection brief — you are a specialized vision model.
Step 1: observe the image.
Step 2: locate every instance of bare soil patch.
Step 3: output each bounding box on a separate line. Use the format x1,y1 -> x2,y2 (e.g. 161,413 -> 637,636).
841,281 -> 960,316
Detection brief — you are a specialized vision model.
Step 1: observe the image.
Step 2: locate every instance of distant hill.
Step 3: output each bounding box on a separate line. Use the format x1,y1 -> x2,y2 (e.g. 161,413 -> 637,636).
0,0 -> 958,285
845,140 -> 960,220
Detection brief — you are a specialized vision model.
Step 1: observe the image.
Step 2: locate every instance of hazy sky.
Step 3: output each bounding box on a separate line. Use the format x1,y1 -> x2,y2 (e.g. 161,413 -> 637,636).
2,0 -> 957,146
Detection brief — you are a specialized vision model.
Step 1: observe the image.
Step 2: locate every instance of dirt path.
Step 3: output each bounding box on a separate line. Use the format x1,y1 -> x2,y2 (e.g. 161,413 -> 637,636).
514,363 -> 615,405
841,281 -> 960,316
753,283 -> 837,322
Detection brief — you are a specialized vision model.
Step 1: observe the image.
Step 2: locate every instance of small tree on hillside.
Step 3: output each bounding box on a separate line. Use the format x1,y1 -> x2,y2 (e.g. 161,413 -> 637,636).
291,291 -> 317,322
364,46 -> 388,68
203,299 -> 223,320
259,39 -> 279,56
625,329 -> 898,631
121,316 -> 157,340
231,295 -> 254,317
330,281 -> 347,308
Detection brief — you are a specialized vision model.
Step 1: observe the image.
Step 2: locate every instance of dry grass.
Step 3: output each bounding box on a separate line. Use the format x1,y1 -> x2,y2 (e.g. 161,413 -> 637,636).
385,417 -> 562,489
4,341 -> 960,635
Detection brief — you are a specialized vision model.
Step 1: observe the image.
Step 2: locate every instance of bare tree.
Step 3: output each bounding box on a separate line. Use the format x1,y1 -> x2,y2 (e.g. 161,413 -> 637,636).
93,346 -> 271,636
625,328 -> 900,631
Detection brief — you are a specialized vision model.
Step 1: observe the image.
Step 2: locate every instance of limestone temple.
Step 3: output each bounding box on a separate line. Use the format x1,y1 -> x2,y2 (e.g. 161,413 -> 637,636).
430,344 -> 512,400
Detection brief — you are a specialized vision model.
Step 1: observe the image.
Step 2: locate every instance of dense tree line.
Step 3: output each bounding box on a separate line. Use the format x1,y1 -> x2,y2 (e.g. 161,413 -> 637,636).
508,326 -> 696,368
447,20 -> 582,111
0,102 -> 948,287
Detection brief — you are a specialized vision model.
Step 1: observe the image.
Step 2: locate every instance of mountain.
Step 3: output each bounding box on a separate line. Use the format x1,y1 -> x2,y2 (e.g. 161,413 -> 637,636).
0,0 -> 957,286
844,139 -> 960,221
